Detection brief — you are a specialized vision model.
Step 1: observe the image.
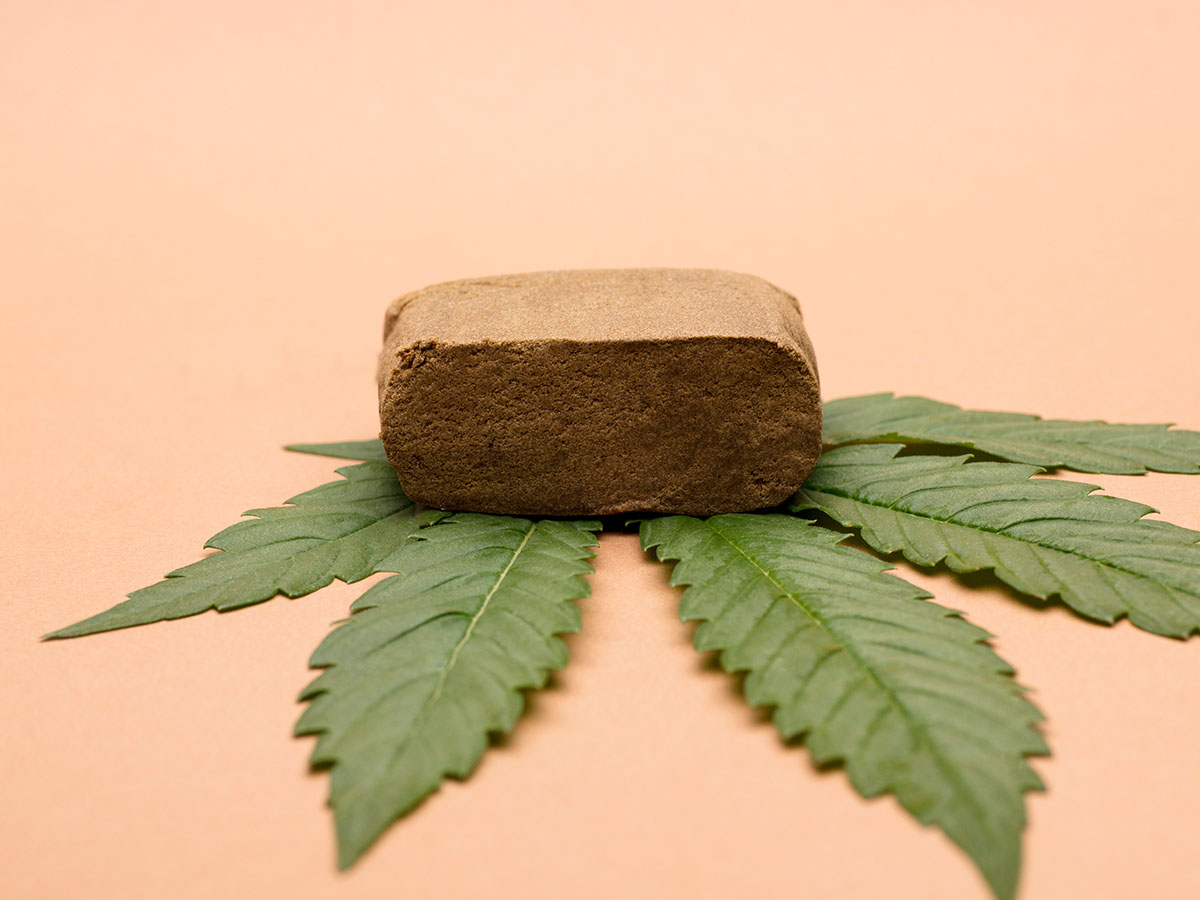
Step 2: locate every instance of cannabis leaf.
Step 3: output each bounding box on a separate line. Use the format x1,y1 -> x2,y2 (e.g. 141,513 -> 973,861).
823,393 -> 1200,474
285,439 -> 389,462
793,444 -> 1200,638
296,513 -> 600,868
46,461 -> 428,639
641,513 -> 1046,900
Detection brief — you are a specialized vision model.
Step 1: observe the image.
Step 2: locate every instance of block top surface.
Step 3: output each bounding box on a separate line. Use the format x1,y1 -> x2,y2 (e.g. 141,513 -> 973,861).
383,268 -> 815,360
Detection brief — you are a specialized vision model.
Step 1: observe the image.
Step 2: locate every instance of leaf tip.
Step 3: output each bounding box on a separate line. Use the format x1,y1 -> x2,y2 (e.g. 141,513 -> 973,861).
982,862 -> 1020,900
41,619 -> 101,641
335,841 -> 366,872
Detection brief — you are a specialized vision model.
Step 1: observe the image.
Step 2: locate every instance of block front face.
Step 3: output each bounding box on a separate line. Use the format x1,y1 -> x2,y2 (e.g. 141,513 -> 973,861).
378,270 -> 822,516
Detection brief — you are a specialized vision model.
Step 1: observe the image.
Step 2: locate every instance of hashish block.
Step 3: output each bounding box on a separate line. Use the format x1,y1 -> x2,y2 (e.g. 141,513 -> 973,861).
377,268 -> 821,516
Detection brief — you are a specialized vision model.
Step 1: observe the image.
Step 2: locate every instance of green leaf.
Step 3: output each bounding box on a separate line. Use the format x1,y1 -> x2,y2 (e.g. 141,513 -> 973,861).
793,445 -> 1200,638
46,462 -> 423,639
296,513 -> 600,869
823,393 -> 1200,474
641,513 -> 1045,900
284,439 -> 388,462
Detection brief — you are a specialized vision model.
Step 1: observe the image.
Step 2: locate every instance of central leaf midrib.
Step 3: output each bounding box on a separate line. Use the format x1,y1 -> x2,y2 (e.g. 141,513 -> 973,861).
702,518 -> 990,828
368,521 -> 539,789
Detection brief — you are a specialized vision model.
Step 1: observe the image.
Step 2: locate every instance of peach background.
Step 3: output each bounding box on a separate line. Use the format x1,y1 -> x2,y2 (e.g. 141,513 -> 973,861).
3,2 -> 1199,898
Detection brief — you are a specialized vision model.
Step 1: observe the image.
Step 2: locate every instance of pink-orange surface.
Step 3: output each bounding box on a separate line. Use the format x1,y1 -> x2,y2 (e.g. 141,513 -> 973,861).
3,3 -> 1199,899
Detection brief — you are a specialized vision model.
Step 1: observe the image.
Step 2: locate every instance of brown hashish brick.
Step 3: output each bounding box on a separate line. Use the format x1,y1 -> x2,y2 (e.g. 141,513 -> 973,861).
377,268 -> 821,516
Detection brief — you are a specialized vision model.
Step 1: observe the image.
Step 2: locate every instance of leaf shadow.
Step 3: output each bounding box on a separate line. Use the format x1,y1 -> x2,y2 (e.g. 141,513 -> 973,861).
690,643 -> 851,778
835,439 -> 1050,466
796,509 -> 1127,632
693,645 -> 774,722
882,550 -> 1120,625
595,514 -> 641,534
487,673 -> 565,750
892,442 -> 1011,463
636,540 -> 775,727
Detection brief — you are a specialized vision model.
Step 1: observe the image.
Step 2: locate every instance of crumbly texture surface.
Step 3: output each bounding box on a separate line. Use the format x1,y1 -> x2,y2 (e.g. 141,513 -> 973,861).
377,268 -> 822,515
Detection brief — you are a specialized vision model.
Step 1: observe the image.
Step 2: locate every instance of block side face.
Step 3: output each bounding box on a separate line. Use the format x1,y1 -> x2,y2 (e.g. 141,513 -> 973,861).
379,337 -> 821,516
382,268 -> 810,350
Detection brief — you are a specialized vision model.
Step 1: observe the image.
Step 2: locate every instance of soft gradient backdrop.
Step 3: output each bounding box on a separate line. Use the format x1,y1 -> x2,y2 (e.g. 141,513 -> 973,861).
3,2 -> 1198,898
